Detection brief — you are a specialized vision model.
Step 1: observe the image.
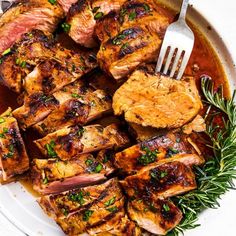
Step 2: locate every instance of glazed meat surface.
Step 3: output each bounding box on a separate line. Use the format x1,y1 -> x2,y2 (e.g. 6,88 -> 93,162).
96,0 -> 169,79
121,156 -> 197,200
66,0 -> 127,48
34,124 -> 130,160
0,30 -> 97,93
114,132 -> 204,175
38,178 -> 137,236
0,0 -> 64,54
32,150 -> 114,194
113,70 -> 203,129
128,198 -> 182,235
33,80 -> 112,135
0,108 -> 29,182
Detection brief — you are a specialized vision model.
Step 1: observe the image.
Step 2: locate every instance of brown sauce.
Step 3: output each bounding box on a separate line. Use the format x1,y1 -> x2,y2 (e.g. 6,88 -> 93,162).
0,3 -> 229,196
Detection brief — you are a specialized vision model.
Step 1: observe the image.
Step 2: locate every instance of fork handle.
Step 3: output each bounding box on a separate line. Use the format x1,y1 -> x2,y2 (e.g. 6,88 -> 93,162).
179,0 -> 190,20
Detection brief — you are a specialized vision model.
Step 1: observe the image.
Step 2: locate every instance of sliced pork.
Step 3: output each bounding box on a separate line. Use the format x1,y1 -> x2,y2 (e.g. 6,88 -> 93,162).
32,150 -> 114,194
96,0 -> 169,79
0,108 -> 29,182
0,0 -> 64,54
34,124 -> 130,160
38,178 -> 138,236
66,0 -> 127,48
115,132 -> 204,175
128,199 -> 182,235
121,155 -> 197,200
113,70 -> 203,129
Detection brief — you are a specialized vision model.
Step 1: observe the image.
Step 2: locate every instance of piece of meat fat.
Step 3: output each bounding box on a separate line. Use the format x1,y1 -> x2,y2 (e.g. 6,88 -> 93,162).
0,0 -> 64,54
0,108 -> 29,182
34,124 -> 130,161
128,199 -> 182,235
121,160 -> 197,200
32,150 -> 115,194
113,70 -> 203,129
38,178 -> 128,236
114,132 -> 205,175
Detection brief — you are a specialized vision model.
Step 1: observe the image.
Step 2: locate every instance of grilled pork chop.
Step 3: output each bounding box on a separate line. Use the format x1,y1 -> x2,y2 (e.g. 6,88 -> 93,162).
35,124 -> 130,160
32,150 -> 114,194
38,178 -> 138,235
0,30 -> 97,93
113,70 -> 203,129
121,155 -> 197,200
96,0 -> 169,79
128,198 -> 182,235
66,0 -> 127,48
33,81 -> 112,135
115,132 -> 204,175
0,0 -> 64,54
0,108 -> 29,182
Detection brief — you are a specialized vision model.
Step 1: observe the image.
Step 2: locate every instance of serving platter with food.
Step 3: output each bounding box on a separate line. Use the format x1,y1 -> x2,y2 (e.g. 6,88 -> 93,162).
0,0 -> 236,235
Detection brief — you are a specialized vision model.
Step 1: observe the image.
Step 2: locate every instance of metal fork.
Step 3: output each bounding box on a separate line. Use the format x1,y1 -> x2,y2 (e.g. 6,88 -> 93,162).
155,0 -> 194,80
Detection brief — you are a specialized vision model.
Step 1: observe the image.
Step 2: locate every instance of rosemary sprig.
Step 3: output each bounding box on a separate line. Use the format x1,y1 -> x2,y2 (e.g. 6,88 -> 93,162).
169,77 -> 236,235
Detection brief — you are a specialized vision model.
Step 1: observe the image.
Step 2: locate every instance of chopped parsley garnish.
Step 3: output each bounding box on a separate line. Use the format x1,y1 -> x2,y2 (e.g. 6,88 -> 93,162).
2,48 -> 11,56
48,0 -> 57,5
121,42 -> 129,50
166,147 -> 179,157
163,204 -> 170,212
16,58 -> 27,68
143,3 -> 150,12
150,169 -> 168,180
94,163 -> 103,173
82,210 -> 94,221
160,171 -> 168,178
0,59 -> 2,64
128,11 -> 137,21
105,196 -> 116,207
61,22 -> 71,33
102,154 -> 109,163
106,206 -> 118,213
137,146 -> 158,166
92,6 -> 100,13
71,93 -> 82,99
94,12 -> 104,20
42,177 -> 49,184
0,117 -> 5,124
85,159 -> 93,166
0,127 -> 8,138
45,140 -> 57,157
112,34 -> 126,45
68,191 -> 85,205
77,127 -> 85,137
61,207 -> 69,216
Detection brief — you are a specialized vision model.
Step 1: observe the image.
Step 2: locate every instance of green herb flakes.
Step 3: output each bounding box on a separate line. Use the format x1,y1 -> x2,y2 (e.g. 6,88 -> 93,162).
137,146 -> 158,166
71,93 -> 82,99
77,127 -> 85,137
0,117 -> 5,124
48,0 -> 57,5
45,140 -> 57,157
163,204 -> 170,212
92,6 -> 100,13
2,48 -> 11,56
68,191 -> 85,205
43,177 -> 49,185
94,163 -> 103,173
105,196 -> 116,207
85,159 -> 93,166
61,22 -> 71,33
128,11 -> 137,21
94,12 -> 104,20
83,210 -> 94,221
61,207 -> 69,216
106,206 -> 118,213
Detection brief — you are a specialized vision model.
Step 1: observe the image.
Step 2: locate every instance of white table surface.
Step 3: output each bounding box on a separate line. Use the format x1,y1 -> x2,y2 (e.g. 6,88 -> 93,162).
0,1 -> 236,236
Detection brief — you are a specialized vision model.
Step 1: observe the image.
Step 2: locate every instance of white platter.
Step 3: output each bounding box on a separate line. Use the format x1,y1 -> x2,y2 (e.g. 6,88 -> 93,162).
0,0 -> 236,235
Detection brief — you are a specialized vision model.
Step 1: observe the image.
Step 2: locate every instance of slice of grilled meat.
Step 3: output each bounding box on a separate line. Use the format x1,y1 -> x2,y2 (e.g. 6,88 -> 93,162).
0,30 -> 97,93
57,0 -> 78,13
121,155 -> 197,200
0,0 -> 64,54
66,0 -> 127,48
33,81 -> 112,135
38,178 -> 130,236
128,198 -> 182,235
32,150 -> 114,194
34,124 -> 130,160
96,0 -> 169,79
0,108 -> 29,182
114,132 -> 204,175
113,70 -> 203,129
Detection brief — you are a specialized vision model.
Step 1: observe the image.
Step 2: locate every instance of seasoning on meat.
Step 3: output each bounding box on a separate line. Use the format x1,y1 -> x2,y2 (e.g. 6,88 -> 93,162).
34,124 -> 130,160
113,70 -> 203,129
32,150 -> 114,194
0,108 -> 29,183
114,131 -> 205,175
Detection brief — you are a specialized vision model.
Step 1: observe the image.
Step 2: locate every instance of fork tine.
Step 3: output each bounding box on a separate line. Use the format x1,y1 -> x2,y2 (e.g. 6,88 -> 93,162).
176,51 -> 191,80
163,47 -> 175,75
155,43 -> 168,74
170,49 -> 182,78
